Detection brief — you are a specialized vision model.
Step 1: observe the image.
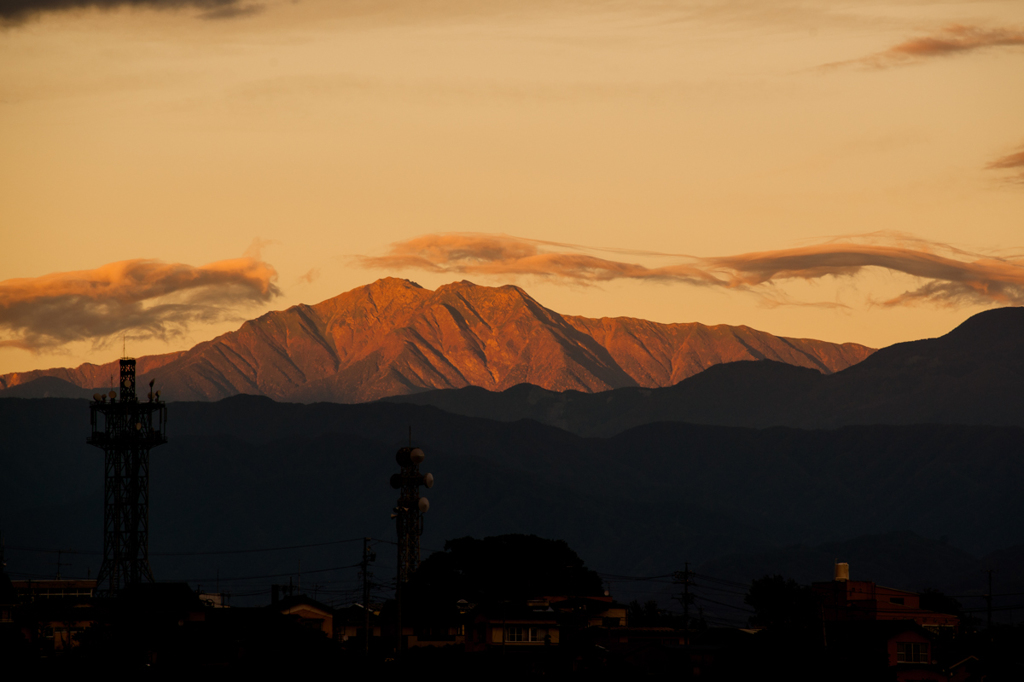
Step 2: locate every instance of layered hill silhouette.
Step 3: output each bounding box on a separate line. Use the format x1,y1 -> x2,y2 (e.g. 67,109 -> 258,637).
1,397 -> 1019,607
384,306 -> 1024,434
0,278 -> 871,402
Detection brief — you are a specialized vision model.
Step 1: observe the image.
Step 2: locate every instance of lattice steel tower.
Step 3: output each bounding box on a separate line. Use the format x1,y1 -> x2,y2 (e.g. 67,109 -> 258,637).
390,447 -> 434,584
87,358 -> 167,594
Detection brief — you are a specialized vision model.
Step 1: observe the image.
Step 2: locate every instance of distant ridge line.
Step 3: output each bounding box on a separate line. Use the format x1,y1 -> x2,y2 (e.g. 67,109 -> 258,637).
0,278 -> 873,402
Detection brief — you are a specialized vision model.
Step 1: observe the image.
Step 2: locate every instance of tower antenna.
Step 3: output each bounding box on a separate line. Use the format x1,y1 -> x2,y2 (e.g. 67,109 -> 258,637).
390,442 -> 434,654
88,356 -> 167,594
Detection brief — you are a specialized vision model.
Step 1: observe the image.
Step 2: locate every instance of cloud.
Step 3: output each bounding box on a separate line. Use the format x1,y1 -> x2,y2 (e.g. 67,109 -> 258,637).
198,2 -> 260,20
298,268 -> 320,285
823,24 -> 1024,70
987,145 -> 1024,184
0,257 -> 280,351
355,232 -> 1024,308
0,0 -> 256,24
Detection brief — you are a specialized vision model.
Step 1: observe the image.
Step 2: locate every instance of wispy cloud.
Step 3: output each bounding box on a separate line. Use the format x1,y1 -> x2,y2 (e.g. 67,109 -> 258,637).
198,1 -> 261,20
0,0 -> 258,24
0,257 -> 280,351
823,24 -> 1024,70
987,145 -> 1024,184
356,232 -> 1024,308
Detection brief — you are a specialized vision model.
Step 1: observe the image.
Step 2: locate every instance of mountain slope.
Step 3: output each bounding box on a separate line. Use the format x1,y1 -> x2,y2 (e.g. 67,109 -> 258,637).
0,278 -> 873,402
0,352 -> 184,393
564,315 -> 871,386
384,306 -> 1024,434
805,305 -> 1024,427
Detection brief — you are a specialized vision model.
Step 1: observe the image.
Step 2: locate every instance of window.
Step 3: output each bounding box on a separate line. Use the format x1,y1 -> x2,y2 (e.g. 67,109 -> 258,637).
505,627 -> 541,642
896,642 -> 929,663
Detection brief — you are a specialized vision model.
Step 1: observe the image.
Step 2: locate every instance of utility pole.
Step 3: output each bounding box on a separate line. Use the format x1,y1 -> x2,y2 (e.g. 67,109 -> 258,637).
986,569 -> 994,635
683,563 -> 691,641
360,537 -> 375,656
55,550 -> 70,580
674,563 -> 693,645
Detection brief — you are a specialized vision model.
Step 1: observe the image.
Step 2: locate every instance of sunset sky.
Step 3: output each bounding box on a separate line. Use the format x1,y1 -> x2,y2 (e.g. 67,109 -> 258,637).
1,0 -> 1023,374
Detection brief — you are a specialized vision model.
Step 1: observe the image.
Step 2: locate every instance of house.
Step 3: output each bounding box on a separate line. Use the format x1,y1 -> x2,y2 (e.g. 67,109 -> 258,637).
270,594 -> 333,639
809,564 -> 958,681
334,603 -> 382,644
464,598 -> 560,652
0,570 -> 15,625
812,563 -> 959,632
15,601 -> 97,651
405,621 -> 466,648
10,579 -> 97,603
547,595 -> 628,628
825,621 -> 947,682
9,579 -> 100,650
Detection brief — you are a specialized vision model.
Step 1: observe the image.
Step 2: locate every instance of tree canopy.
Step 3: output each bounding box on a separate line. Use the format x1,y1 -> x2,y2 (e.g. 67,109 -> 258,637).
405,534 -> 604,607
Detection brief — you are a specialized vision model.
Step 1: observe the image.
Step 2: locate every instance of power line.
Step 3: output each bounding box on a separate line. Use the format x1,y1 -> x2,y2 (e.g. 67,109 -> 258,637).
6,537 -> 367,558
172,561 -> 362,584
598,572 -> 676,581
7,546 -> 101,556
154,538 -> 366,556
693,595 -> 755,614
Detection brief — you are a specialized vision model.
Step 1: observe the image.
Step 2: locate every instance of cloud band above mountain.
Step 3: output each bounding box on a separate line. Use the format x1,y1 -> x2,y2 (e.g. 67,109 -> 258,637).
824,24 -> 1024,69
0,0 -> 257,23
0,257 -> 279,351
357,233 -> 1024,308
987,145 -> 1024,184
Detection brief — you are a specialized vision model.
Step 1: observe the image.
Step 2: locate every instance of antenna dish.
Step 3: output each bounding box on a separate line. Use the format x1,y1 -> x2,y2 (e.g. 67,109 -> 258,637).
423,473 -> 434,488
418,497 -> 430,513
410,448 -> 425,464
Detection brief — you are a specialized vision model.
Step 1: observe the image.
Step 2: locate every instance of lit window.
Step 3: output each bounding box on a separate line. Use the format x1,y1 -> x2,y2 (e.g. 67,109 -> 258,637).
896,642 -> 929,663
505,627 -> 541,642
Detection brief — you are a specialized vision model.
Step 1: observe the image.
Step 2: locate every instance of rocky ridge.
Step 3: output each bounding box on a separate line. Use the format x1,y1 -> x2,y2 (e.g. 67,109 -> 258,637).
0,278 -> 874,402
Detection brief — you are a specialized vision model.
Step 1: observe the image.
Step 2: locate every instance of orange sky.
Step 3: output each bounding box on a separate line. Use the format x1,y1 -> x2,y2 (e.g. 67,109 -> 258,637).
1,0 -> 1023,374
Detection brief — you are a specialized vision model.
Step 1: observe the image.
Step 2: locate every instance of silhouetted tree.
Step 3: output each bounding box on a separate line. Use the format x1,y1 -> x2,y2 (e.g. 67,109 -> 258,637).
404,534 -> 603,608
626,600 -> 673,627
919,588 -> 963,619
745,574 -> 819,631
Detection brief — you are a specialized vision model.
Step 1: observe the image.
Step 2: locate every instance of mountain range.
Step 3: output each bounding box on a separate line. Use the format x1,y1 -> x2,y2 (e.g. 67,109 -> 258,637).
383,306 -> 1024,434
3,291 -> 1023,615
0,278 -> 872,402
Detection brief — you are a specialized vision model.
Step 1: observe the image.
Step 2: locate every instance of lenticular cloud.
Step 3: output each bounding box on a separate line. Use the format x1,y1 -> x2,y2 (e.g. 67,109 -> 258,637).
0,257 -> 280,351
357,232 -> 1024,309
822,24 -> 1024,70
